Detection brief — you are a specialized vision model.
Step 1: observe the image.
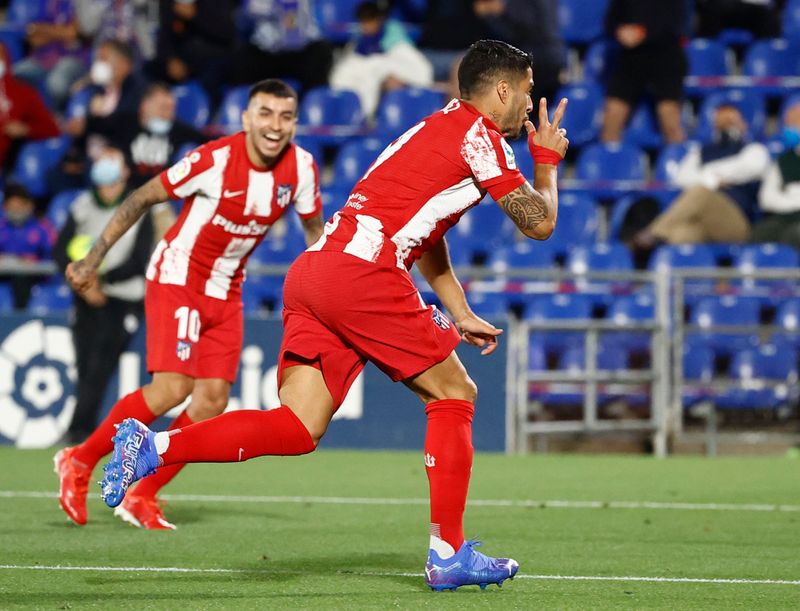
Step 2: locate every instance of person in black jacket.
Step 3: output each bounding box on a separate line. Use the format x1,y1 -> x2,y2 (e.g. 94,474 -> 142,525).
54,146 -> 154,443
86,82 -> 208,189
600,0 -> 688,144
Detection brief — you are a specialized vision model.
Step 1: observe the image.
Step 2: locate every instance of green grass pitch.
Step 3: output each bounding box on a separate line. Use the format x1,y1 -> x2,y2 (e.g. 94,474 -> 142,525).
1,447 -> 799,609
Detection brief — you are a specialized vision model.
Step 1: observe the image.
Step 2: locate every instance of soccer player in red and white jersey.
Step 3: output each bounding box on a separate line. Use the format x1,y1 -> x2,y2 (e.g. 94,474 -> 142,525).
55,79 -> 324,529
101,40 -> 569,589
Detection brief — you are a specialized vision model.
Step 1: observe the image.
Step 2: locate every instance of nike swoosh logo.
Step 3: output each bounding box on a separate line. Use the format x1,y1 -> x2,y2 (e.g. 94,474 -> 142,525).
238,448 -> 244,461
224,189 -> 245,198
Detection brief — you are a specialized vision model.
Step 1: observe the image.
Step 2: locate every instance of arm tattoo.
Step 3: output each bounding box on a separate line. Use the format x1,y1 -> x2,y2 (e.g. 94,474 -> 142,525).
498,182 -> 549,232
87,177 -> 166,267
301,213 -> 325,246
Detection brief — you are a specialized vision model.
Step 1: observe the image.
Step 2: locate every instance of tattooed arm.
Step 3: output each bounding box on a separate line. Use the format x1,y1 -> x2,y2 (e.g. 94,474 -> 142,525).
497,172 -> 557,240
66,176 -> 169,293
300,212 -> 325,246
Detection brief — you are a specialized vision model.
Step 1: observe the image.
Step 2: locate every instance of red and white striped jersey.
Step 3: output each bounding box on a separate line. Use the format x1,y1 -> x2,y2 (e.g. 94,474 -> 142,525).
146,132 -> 321,301
309,99 -> 526,269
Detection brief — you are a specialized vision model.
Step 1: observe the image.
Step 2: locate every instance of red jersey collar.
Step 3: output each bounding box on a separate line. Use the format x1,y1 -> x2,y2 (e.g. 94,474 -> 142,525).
457,99 -> 503,134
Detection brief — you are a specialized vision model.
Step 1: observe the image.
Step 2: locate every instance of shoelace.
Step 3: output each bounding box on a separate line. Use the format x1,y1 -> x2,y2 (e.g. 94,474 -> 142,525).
463,539 -> 499,571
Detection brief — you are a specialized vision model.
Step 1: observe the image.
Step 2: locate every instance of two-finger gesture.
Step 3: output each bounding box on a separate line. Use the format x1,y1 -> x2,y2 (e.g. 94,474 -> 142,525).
527,97 -> 569,159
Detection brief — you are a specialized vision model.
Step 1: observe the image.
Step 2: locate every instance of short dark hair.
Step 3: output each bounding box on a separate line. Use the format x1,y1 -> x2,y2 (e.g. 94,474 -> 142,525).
142,82 -> 172,101
4,183 -> 34,204
248,79 -> 299,109
356,1 -> 387,21
458,39 -> 532,98
98,38 -> 135,63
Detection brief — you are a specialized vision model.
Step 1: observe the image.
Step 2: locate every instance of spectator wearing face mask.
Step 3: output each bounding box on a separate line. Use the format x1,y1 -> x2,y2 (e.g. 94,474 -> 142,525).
0,42 -> 61,170
0,183 -> 55,308
53,145 -> 153,443
751,102 -> 800,251
632,104 -> 771,251
65,39 -> 145,142
86,82 -> 207,188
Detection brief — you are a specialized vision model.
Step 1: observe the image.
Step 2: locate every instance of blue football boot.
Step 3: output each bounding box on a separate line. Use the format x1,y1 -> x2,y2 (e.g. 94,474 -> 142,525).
99,418 -> 160,508
425,539 -> 519,591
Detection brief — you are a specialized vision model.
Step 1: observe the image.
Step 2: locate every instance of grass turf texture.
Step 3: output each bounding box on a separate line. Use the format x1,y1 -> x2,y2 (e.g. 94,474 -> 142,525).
1,448 -> 798,609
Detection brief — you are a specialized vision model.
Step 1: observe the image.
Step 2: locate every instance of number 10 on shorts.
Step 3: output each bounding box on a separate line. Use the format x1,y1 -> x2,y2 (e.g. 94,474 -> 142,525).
175,306 -> 201,342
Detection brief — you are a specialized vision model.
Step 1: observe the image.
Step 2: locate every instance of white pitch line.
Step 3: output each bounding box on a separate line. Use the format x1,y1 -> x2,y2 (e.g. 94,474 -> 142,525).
0,565 -> 798,586
1,490 -> 799,513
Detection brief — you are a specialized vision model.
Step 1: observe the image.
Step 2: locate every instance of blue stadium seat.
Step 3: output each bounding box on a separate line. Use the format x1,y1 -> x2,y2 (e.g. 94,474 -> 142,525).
213,86 -> 250,133
624,104 -> 664,149
524,293 -> 594,350
0,283 -> 13,312
64,87 -> 93,120
582,40 -> 615,84
686,38 -> 732,77
172,82 -> 210,129
552,83 -> 603,147
689,295 -> 761,356
7,0 -> 39,26
487,239 -> 557,281
558,0 -> 609,43
46,189 -> 82,231
293,136 -> 323,166
567,242 -> 634,299
775,299 -> 800,348
649,243 -> 717,293
10,137 -> 71,198
734,243 -> 800,292
455,197 -> 518,259
682,343 -> 715,408
606,291 -> 655,353
694,89 -> 766,141
0,27 -> 24,63
715,343 -> 799,410
555,193 -> 600,247
467,291 -> 510,320
321,186 -> 350,221
509,138 -> 534,179
314,0 -> 360,43
783,0 -> 800,41
654,141 -> 695,184
331,137 -> 386,191
375,88 -> 444,139
717,28 -> 754,47
742,38 -> 800,79
28,281 -> 73,314
298,87 -> 364,144
575,142 -> 648,183
242,275 -> 284,315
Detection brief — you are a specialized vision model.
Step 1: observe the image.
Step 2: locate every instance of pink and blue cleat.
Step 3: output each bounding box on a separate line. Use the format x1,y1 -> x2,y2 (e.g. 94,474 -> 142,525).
100,418 -> 160,508
425,539 -> 519,591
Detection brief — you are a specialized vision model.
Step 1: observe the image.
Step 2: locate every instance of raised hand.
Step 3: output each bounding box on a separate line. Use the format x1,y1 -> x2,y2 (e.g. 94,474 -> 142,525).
527,97 -> 569,159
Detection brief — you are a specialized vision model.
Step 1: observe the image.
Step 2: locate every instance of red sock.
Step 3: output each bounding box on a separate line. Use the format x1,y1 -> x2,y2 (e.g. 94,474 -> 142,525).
73,389 -> 156,470
130,410 -> 195,498
160,406 -> 315,466
424,399 -> 474,552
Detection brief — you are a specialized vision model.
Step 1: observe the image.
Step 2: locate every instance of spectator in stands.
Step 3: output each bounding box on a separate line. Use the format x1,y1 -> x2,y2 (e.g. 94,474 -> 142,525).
417,0 -> 487,85
86,82 -> 207,188
472,0 -> 565,107
330,1 -> 433,119
74,0 -> 159,61
751,102 -> 800,250
152,0 -> 236,107
601,0 -> 688,144
632,104 -> 770,250
695,0 -> 781,40
233,0 -> 333,92
65,40 -> 145,142
0,42 -> 61,170
0,184 -> 54,308
11,0 -> 89,108
54,145 -> 153,443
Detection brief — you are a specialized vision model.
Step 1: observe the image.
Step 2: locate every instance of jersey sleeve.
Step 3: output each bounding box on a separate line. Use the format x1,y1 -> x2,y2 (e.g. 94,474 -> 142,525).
159,141 -> 218,200
293,146 -> 323,220
460,119 -> 527,201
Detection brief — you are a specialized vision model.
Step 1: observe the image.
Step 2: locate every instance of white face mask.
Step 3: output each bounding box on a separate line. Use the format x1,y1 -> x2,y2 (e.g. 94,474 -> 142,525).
0,61 -> 6,79
90,60 -> 113,86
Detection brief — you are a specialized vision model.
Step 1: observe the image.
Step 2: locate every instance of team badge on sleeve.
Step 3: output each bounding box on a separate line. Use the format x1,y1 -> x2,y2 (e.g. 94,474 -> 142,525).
167,157 -> 193,185
500,138 -> 517,170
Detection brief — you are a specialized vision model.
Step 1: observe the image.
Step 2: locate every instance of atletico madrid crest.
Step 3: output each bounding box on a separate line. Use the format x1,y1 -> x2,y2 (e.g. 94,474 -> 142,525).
176,340 -> 192,361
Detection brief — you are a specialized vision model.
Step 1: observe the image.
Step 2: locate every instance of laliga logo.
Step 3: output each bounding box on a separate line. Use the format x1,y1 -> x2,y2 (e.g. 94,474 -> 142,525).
0,320 -> 76,448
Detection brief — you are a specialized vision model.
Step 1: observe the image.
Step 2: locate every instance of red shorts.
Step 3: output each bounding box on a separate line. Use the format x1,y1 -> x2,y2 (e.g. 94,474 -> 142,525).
279,251 -> 461,407
145,280 -> 243,383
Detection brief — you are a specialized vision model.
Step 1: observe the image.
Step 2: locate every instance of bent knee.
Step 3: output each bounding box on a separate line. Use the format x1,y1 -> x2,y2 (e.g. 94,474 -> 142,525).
186,396 -> 228,421
435,375 -> 478,403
